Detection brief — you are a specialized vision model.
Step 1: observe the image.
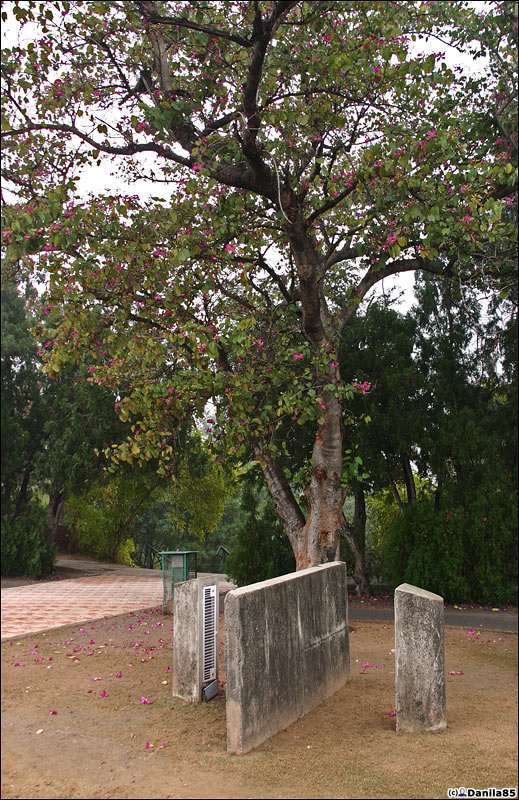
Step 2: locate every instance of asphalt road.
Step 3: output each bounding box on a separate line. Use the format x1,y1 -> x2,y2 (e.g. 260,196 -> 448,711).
347,603 -> 517,632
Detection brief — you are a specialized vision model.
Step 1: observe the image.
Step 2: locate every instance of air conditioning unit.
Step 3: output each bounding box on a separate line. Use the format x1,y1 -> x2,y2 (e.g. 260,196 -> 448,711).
202,584 -> 217,684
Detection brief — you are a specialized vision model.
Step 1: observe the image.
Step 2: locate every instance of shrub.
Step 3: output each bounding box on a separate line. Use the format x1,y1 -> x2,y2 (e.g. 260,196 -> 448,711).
383,496 -> 517,605
1,502 -> 56,578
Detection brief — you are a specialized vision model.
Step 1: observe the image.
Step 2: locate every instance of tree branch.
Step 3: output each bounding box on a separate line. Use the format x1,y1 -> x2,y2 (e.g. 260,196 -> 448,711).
137,2 -> 173,94
241,1 -> 297,165
306,181 -> 358,229
136,8 -> 253,48
258,253 -> 294,304
0,124 -> 192,167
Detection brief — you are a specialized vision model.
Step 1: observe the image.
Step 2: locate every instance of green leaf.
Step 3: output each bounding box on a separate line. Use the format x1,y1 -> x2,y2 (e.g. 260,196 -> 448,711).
424,54 -> 435,73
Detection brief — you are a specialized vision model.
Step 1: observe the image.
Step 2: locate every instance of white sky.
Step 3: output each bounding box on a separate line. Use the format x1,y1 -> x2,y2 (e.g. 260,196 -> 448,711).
2,2 -> 490,312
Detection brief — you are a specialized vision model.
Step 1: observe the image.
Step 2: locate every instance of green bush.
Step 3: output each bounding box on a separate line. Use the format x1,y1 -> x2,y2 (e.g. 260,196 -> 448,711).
1,502 -> 56,578
383,496 -> 517,605
116,537 -> 136,566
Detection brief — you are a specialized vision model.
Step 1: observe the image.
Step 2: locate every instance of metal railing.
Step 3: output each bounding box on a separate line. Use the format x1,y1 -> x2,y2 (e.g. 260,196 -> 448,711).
130,542 -> 162,570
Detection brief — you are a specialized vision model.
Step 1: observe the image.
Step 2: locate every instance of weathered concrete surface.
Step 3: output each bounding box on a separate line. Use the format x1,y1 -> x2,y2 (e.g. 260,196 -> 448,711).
172,576 -> 219,703
394,583 -> 446,733
225,562 -> 349,754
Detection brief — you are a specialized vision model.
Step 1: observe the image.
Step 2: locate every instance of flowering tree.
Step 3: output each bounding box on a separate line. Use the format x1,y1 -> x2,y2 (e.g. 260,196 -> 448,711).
1,1 -> 517,573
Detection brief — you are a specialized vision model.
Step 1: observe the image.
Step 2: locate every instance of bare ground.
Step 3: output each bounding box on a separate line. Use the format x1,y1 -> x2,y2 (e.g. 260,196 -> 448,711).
1,608 -> 517,799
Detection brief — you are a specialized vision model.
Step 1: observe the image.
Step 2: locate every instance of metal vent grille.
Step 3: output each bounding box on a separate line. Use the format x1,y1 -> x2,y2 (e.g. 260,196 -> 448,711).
202,584 -> 217,683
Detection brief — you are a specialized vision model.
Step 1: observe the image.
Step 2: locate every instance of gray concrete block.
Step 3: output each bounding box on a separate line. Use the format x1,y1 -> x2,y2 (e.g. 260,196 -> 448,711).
394,583 -> 446,733
172,576 -> 219,703
225,562 -> 349,754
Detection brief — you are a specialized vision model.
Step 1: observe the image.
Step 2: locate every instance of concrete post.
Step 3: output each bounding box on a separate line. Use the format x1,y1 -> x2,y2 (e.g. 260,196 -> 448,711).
394,583 -> 446,733
172,576 -> 219,703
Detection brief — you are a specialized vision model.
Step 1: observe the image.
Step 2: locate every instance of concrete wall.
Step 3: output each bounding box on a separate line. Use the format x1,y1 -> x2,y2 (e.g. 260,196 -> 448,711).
172,576 -> 219,703
225,562 -> 349,754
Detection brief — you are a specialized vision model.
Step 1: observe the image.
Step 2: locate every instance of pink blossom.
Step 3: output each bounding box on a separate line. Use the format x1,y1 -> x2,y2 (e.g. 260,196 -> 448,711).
353,381 -> 371,395
385,233 -> 398,249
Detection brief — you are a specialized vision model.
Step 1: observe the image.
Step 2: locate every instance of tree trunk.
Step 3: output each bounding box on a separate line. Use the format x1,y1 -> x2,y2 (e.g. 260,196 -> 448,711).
46,491 -> 65,547
256,389 -> 348,570
296,386 -> 347,567
255,208 -> 362,572
350,483 -> 370,596
400,453 -> 417,505
14,466 -> 32,518
389,474 -> 405,515
434,481 -> 442,512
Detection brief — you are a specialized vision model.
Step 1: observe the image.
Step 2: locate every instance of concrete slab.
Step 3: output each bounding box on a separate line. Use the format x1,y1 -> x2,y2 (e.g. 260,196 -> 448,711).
226,562 -> 349,754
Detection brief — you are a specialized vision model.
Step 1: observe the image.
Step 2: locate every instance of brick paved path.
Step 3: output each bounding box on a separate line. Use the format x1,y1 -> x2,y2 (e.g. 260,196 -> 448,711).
1,574 -> 163,640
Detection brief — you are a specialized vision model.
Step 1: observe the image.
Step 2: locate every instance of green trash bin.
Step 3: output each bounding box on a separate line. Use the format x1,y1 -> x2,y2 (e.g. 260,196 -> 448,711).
160,550 -> 198,612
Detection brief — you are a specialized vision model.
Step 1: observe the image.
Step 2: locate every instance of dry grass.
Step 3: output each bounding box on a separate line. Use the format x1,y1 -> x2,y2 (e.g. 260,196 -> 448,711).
1,612 -> 517,799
